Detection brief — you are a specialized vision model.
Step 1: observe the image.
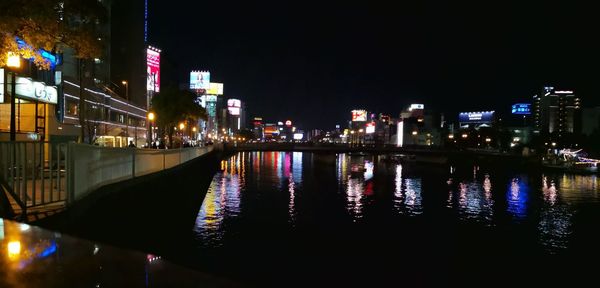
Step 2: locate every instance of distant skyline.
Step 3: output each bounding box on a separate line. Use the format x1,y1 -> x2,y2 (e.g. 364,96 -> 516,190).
149,0 -> 598,129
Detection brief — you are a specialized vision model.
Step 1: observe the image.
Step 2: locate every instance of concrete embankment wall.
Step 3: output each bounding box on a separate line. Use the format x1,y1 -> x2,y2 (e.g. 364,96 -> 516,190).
35,150 -> 225,255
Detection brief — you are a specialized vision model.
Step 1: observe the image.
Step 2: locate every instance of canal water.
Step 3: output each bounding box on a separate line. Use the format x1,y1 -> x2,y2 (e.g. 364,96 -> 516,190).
191,151 -> 600,286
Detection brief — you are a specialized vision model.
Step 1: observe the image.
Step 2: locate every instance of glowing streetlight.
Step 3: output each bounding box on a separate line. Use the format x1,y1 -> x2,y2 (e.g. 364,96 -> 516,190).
192,127 -> 197,132
358,129 -> 364,133
179,123 -> 185,130
7,52 -> 20,68
147,112 -> 155,121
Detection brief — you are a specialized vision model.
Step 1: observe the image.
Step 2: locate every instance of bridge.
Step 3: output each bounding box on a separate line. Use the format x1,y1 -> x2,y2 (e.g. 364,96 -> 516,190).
0,141 -> 217,221
223,142 -> 529,163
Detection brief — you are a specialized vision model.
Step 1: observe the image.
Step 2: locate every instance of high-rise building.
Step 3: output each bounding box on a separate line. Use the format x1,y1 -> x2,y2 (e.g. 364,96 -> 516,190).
110,0 -> 147,107
533,87 -> 581,135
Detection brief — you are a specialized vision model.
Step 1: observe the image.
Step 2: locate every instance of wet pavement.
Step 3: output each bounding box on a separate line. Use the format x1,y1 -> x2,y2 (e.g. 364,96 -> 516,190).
0,218 -> 239,288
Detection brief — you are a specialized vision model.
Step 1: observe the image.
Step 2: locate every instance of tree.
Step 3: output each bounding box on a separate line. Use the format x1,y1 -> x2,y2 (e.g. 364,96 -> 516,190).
0,0 -> 105,68
151,87 -> 206,148
1,0 -> 106,143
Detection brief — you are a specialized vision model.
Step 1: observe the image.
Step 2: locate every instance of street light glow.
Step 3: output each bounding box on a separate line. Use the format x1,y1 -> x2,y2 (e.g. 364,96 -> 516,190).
7,52 -> 20,68
179,123 -> 185,130
148,112 -> 155,121
121,80 -> 128,85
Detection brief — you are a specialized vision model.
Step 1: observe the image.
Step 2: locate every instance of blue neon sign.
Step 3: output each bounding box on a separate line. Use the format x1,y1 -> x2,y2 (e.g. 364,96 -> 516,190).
16,38 -> 59,67
511,103 -> 531,115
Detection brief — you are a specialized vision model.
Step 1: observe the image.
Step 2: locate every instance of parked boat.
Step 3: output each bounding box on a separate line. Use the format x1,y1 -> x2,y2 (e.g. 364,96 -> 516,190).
542,149 -> 599,174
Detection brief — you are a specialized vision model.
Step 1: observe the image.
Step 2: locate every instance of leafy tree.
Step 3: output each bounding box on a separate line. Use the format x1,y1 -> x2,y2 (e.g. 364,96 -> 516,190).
1,0 -> 107,143
151,87 -> 206,148
0,0 -> 106,68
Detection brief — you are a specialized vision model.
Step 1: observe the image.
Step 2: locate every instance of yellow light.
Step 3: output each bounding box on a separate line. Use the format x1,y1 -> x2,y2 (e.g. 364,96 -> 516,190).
121,80 -> 128,85
448,134 -> 454,139
179,123 -> 185,130
7,52 -> 20,68
7,241 -> 21,258
350,131 -> 355,134
485,137 -> 492,142
192,127 -> 197,132
148,112 -> 155,121
359,129 -> 364,133
462,134 -> 468,138
412,131 -> 417,135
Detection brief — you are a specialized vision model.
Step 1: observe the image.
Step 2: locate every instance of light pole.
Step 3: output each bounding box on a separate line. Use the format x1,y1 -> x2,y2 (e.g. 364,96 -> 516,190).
122,80 -> 129,143
179,122 -> 185,144
7,53 -> 21,141
148,112 -> 155,147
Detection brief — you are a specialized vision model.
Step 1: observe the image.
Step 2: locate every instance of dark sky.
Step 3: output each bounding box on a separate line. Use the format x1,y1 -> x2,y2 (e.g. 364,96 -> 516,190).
149,0 -> 599,130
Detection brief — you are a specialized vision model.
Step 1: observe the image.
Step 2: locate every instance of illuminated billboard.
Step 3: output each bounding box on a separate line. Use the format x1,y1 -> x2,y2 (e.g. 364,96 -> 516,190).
293,133 -> 304,140
206,83 -> 224,95
409,104 -> 424,111
351,110 -> 367,122
285,120 -> 292,127
14,76 -> 58,104
459,111 -> 495,124
190,71 -> 210,90
511,103 -> 531,115
147,47 -> 160,92
365,122 -> 375,134
227,99 -> 241,116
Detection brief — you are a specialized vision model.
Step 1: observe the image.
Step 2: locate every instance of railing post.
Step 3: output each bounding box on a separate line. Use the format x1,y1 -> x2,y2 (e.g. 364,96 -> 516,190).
66,142 -> 74,205
132,149 -> 136,178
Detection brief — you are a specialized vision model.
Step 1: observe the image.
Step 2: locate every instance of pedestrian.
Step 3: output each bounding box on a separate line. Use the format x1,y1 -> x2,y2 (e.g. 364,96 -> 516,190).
128,140 -> 136,148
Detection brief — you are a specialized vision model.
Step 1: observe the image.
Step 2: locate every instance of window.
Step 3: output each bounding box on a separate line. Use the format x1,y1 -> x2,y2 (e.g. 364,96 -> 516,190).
66,99 -> 78,116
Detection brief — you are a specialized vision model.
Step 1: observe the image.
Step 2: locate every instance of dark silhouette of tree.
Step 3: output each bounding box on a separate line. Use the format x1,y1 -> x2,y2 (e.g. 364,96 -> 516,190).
151,87 -> 206,148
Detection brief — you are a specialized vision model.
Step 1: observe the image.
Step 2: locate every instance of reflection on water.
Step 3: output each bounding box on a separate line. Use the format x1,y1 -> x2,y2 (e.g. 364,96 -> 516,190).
195,152 -> 600,254
446,171 -> 494,225
507,177 -> 529,220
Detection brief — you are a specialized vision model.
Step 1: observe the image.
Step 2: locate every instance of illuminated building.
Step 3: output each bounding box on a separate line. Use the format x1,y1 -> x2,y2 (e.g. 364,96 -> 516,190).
0,1 -> 148,146
399,104 -> 440,146
533,87 -> 581,136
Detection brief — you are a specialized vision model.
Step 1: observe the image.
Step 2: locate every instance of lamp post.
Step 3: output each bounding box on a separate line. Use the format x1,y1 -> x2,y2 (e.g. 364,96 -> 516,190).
7,53 -> 21,141
179,122 -> 185,142
148,112 -> 155,147
122,80 -> 129,143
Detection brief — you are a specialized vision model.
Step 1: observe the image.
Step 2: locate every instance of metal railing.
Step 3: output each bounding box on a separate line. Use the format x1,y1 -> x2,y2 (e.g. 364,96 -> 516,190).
0,141 -> 68,214
0,141 -> 213,214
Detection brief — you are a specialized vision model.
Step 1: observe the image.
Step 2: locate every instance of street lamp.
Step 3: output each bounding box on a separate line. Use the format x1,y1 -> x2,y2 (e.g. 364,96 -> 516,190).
122,80 -> 129,141
7,52 -> 21,141
147,112 -> 155,146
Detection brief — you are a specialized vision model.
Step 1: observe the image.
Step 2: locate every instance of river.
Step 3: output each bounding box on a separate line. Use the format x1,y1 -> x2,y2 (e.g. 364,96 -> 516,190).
189,151 -> 600,285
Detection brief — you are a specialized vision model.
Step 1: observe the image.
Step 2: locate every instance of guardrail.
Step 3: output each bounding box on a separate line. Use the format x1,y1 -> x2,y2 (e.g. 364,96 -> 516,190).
0,141 -> 68,215
67,144 -> 213,203
0,141 -> 213,214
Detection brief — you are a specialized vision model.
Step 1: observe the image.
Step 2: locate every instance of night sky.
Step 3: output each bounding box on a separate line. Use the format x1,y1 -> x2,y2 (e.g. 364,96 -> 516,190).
150,1 -> 598,130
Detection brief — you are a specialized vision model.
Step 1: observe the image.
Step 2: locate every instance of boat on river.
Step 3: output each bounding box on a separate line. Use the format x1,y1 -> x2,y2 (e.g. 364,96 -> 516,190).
542,149 -> 599,174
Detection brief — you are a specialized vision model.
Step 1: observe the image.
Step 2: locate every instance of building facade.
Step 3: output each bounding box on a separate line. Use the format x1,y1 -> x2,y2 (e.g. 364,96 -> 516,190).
533,87 -> 581,135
